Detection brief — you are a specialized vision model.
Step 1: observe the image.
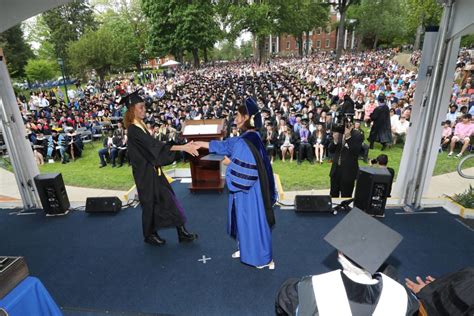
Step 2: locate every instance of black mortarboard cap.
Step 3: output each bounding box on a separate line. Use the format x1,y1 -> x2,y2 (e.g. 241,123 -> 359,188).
324,207 -> 403,275
119,89 -> 144,108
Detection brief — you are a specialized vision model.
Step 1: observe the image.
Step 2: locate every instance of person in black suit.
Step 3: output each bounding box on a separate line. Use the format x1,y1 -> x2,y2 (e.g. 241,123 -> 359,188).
328,120 -> 364,198
340,94 -> 355,116
371,154 -> 395,197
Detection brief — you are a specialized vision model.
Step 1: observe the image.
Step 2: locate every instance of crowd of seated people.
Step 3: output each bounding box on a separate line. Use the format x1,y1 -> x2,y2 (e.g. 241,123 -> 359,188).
17,48 -> 474,171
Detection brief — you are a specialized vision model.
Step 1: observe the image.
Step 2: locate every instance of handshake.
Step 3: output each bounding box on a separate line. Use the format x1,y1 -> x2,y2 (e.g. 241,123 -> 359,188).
180,141 -> 209,157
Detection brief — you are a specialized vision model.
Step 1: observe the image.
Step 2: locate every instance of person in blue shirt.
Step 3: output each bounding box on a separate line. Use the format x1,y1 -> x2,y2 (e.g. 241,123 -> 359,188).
194,97 -> 277,270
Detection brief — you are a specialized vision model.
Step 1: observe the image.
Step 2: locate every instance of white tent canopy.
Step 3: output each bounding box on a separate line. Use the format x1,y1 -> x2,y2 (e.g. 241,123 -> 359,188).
0,0 -> 73,33
161,60 -> 181,67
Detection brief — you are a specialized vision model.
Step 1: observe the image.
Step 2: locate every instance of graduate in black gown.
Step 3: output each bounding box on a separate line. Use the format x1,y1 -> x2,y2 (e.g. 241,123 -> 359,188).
275,208 -> 420,316
122,90 -> 199,246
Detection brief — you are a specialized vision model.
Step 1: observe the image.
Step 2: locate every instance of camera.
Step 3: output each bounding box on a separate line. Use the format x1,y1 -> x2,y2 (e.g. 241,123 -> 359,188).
331,112 -> 355,133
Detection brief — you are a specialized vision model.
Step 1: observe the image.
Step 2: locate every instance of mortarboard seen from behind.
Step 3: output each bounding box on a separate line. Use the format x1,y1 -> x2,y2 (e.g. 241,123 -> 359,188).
119,89 -> 144,108
324,207 -> 403,275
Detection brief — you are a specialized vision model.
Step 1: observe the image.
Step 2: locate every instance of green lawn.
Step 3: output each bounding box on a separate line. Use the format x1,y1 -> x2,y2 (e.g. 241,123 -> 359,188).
12,136 -> 465,192
1,135 -> 471,192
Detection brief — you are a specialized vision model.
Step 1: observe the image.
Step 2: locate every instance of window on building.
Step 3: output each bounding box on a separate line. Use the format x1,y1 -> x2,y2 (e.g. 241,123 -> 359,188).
316,27 -> 321,35
296,41 -> 300,49
309,30 -> 313,36
326,39 -> 330,48
326,27 -> 331,34
286,41 -> 290,49
316,40 -> 321,48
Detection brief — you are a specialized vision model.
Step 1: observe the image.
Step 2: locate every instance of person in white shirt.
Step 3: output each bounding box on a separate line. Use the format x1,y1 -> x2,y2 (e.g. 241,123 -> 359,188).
392,115 -> 410,145
38,94 -> 50,108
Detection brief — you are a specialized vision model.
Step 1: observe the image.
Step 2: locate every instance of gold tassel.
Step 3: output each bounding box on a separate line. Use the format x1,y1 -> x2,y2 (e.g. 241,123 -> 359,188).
250,115 -> 255,127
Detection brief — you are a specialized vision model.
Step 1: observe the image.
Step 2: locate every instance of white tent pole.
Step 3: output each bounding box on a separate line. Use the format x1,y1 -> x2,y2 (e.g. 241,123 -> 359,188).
0,49 -> 41,209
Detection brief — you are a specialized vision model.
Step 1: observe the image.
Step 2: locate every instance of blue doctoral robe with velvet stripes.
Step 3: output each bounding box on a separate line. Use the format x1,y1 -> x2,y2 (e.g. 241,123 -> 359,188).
209,132 -> 274,266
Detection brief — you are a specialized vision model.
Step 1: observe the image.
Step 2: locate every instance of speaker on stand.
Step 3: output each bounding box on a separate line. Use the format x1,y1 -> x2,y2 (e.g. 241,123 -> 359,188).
34,173 -> 70,215
354,166 -> 392,217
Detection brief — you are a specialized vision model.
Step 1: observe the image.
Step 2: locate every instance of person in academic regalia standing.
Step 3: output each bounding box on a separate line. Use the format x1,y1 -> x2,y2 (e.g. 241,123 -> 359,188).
122,90 -> 199,246
194,97 -> 277,269
368,94 -> 392,150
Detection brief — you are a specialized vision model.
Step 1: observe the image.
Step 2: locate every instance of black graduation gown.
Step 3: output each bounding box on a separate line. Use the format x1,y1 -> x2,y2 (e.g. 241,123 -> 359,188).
275,272 -> 420,316
127,124 -> 185,238
328,129 -> 364,197
369,105 -> 392,144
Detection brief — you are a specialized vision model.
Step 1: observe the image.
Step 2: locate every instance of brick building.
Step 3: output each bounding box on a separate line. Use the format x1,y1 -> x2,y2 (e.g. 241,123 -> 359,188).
260,14 -> 357,55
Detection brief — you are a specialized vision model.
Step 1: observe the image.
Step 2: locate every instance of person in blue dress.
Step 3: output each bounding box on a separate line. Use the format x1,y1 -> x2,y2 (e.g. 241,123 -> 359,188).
195,97 -> 277,269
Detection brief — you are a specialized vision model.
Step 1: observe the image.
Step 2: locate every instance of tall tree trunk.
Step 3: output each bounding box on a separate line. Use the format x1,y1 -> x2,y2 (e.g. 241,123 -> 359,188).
135,62 -> 142,72
174,51 -> 180,63
414,23 -> 424,51
336,8 -> 347,60
305,31 -> 310,56
257,35 -> 266,65
192,48 -> 200,68
97,69 -> 106,83
373,34 -> 379,50
203,47 -> 208,63
298,33 -> 304,57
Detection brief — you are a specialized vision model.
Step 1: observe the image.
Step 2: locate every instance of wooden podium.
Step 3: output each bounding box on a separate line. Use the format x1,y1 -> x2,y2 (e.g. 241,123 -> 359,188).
182,119 -> 226,192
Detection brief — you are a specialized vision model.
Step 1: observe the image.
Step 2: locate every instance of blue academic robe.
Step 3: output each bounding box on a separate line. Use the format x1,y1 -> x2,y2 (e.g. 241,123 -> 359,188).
210,131 -> 275,266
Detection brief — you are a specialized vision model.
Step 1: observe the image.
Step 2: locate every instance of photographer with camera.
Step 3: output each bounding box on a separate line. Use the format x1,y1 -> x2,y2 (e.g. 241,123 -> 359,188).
328,115 -> 364,198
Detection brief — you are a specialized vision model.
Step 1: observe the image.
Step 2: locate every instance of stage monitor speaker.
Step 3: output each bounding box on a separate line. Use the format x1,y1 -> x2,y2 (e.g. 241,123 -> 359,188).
85,197 -> 122,213
34,173 -> 70,215
295,195 -> 332,213
354,166 -> 392,217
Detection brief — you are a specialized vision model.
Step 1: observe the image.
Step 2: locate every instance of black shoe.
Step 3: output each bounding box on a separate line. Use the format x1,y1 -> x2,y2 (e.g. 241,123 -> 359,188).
177,225 -> 198,243
144,234 -> 166,246
99,163 -> 106,168
118,164 -> 123,168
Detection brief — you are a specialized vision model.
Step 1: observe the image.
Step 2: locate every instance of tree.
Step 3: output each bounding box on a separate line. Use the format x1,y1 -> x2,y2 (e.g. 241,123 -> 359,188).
348,0 -> 406,49
94,0 -> 149,69
42,0 -> 96,60
277,0 -> 329,56
461,34 -> 474,48
0,24 -> 34,78
142,0 -> 220,68
326,0 -> 359,60
24,59 -> 59,82
228,0 -> 279,64
23,16 -> 56,61
67,18 -> 140,81
175,1 -> 221,67
403,0 -> 442,50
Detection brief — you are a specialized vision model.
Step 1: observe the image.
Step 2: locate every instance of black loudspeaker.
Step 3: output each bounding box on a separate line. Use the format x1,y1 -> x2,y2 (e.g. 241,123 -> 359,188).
295,195 -> 332,213
85,197 -> 122,213
354,166 -> 392,217
34,173 -> 70,215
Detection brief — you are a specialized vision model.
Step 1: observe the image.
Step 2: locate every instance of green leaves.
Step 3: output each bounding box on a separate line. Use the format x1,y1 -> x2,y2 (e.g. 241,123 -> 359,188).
42,0 -> 97,60
24,59 -> 59,82
142,0 -> 220,67
0,24 -> 34,78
